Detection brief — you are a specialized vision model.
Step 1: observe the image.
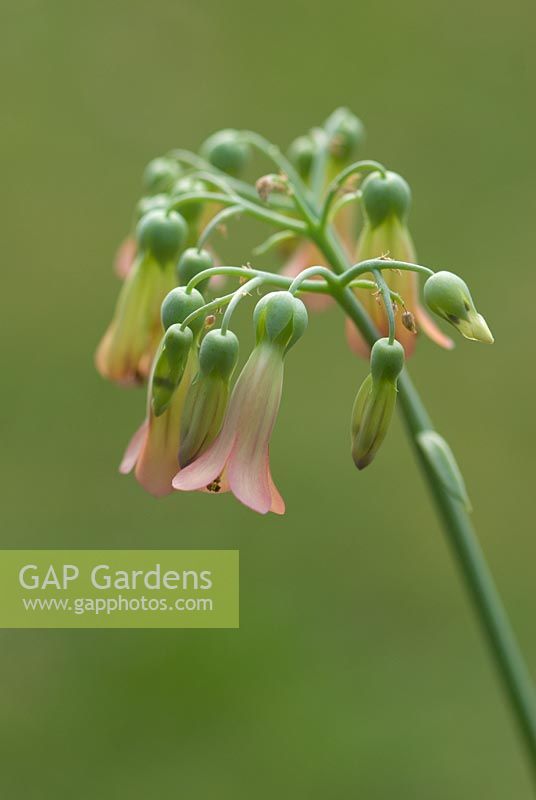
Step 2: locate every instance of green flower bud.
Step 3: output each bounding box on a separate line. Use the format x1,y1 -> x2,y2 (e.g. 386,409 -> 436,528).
423,271 -> 494,343
161,287 -> 206,336
142,157 -> 182,196
329,108 -> 365,162
287,135 -> 316,179
361,171 -> 412,228
179,330 -> 240,467
177,247 -> 214,288
171,177 -> 206,224
253,291 -> 308,351
151,324 -> 193,416
136,209 -> 188,266
198,329 -> 239,379
370,337 -> 405,382
135,194 -> 169,221
200,129 -> 250,176
351,338 -> 404,470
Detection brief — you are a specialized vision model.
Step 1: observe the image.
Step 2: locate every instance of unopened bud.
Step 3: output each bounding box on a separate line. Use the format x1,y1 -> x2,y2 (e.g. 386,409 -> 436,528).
136,209 -> 188,266
253,291 -> 308,351
151,325 -> 193,416
142,157 -> 182,196
177,248 -> 214,288
328,108 -> 365,162
200,129 -> 250,176
171,177 -> 206,223
351,338 -> 404,469
161,287 -> 206,336
361,171 -> 411,228
135,194 -> 169,221
423,271 -> 494,343
287,135 -> 317,178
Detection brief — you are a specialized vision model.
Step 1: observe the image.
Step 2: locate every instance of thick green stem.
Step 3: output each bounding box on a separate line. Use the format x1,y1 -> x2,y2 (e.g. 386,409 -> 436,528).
323,240 -> 536,784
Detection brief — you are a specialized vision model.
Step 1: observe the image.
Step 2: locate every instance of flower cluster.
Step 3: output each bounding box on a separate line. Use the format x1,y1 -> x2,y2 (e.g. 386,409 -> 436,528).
96,109 -> 493,514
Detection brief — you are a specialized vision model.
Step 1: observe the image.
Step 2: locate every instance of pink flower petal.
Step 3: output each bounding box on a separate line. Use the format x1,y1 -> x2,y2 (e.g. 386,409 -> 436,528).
227,446 -> 273,515
119,420 -> 149,474
172,429 -> 234,492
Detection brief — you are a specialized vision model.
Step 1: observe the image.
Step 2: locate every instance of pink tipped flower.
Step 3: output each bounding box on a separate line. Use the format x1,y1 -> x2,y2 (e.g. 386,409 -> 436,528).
120,347 -> 197,497
96,209 -> 188,386
346,171 -> 454,359
173,343 -> 285,513
173,291 -> 308,515
119,287 -> 206,497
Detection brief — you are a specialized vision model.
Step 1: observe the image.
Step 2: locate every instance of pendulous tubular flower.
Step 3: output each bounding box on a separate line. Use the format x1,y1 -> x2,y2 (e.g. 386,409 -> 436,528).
96,209 -> 188,385
151,325 -> 194,417
423,271 -> 494,343
119,285 -> 205,497
348,170 -> 454,358
351,338 -> 405,470
173,291 -> 308,515
179,330 -> 240,467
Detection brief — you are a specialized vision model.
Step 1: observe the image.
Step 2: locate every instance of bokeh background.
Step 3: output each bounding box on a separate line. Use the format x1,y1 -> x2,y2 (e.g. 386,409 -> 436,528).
1,0 -> 535,796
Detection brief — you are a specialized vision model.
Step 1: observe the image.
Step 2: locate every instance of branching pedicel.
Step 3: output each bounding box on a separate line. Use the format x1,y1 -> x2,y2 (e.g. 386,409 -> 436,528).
96,109 -> 536,780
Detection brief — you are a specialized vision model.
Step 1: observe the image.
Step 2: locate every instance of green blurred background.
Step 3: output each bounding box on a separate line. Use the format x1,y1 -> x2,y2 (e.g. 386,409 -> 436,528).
1,0 -> 535,796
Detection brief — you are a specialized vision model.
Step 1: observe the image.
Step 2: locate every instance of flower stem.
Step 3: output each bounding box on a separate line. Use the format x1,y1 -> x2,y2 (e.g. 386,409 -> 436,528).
323,239 -> 536,783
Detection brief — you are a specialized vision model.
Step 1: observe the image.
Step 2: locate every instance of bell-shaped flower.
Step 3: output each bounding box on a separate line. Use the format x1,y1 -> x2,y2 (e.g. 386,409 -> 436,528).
423,271 -> 494,343
351,338 -> 405,469
96,209 -> 188,385
179,330 -> 239,467
173,292 -> 307,515
347,171 -> 454,358
119,287 -> 206,497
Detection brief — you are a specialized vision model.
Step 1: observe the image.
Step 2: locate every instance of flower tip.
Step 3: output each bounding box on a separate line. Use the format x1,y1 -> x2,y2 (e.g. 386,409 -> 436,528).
353,453 -> 374,471
474,314 -> 494,344
459,313 -> 494,344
